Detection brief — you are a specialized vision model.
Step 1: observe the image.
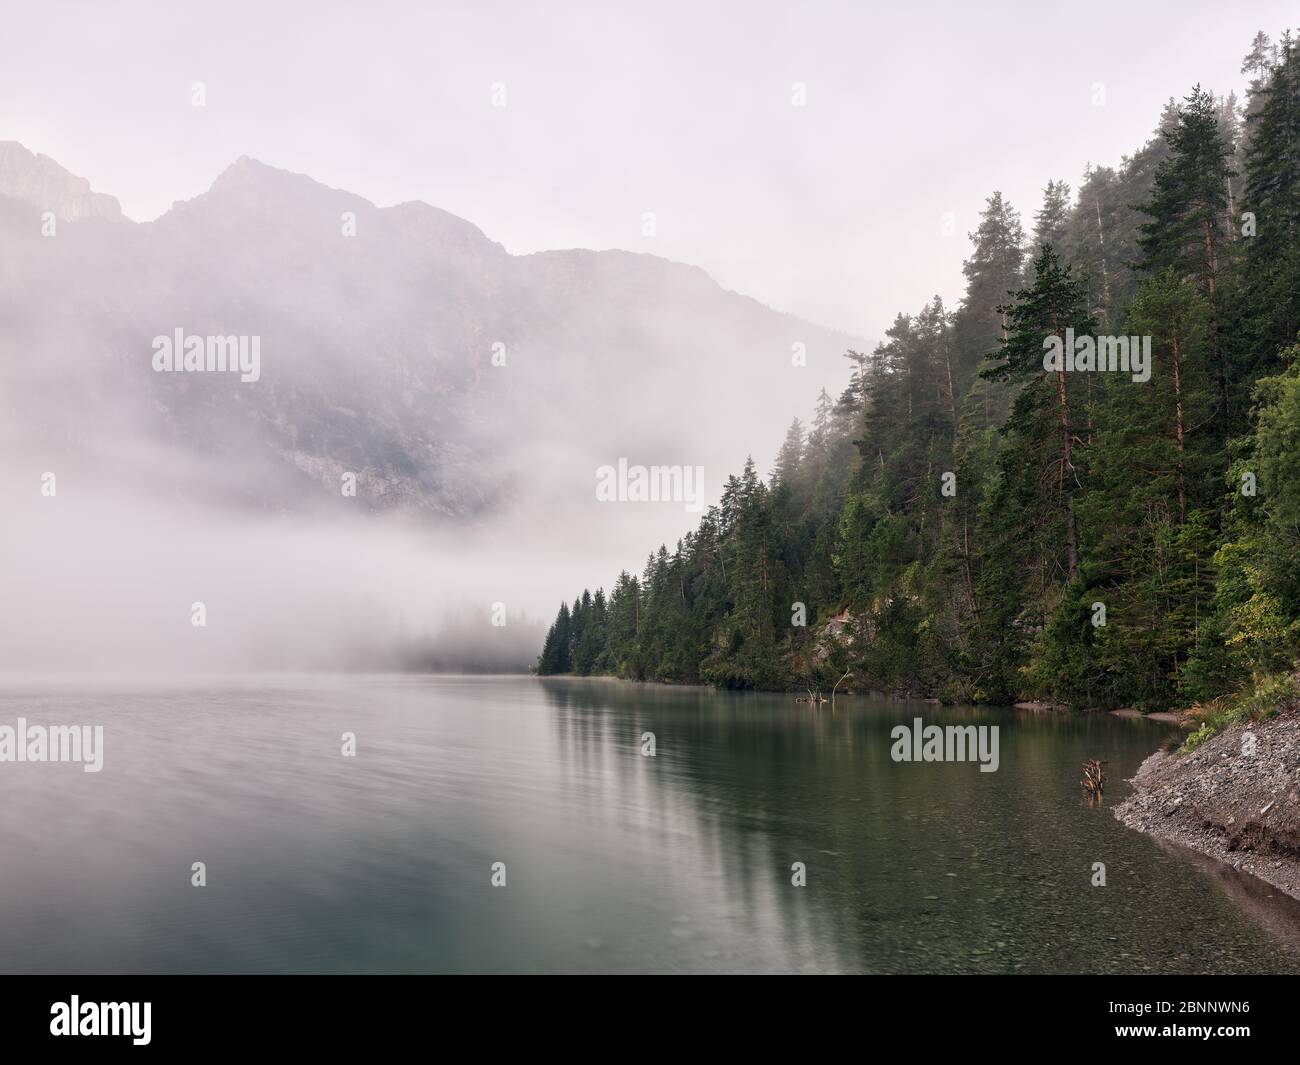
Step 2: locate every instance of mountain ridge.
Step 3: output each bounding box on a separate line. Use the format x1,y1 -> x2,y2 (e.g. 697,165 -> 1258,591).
2,143 -> 849,332
0,141 -> 123,222
0,141 -> 861,526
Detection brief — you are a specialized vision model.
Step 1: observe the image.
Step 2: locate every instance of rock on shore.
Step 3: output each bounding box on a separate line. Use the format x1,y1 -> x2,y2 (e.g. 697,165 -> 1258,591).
1114,706 -> 1300,900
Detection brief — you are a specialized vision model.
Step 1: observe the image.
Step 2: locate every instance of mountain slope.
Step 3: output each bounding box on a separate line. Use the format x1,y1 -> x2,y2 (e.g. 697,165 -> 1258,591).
0,146 -> 859,521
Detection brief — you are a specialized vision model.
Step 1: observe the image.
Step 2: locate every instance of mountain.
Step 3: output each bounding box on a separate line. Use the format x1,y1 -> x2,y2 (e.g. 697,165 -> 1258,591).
0,142 -> 122,222
0,144 -> 859,520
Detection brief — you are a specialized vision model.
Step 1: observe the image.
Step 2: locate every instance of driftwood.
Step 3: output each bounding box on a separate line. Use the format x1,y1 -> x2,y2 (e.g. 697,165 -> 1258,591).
797,674 -> 852,705
1081,759 -> 1106,797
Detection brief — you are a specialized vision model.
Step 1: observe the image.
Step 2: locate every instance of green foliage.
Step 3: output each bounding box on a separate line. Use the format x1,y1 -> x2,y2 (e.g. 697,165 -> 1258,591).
1181,720 -> 1217,753
1181,674 -> 1298,752
538,31 -> 1300,710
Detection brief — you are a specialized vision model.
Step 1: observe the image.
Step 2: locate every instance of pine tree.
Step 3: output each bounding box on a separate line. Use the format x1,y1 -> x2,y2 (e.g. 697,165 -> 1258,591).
538,601 -> 573,674
574,588 -> 607,675
1138,85 -> 1236,434
1033,180 -> 1072,251
953,192 -> 1027,404
771,419 -> 805,488
983,245 -> 1095,585
1242,34 -> 1300,365
1075,270 -> 1217,706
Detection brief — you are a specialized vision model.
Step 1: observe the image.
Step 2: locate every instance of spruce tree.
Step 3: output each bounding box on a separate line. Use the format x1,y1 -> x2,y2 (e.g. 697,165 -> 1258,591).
1138,84 -> 1236,434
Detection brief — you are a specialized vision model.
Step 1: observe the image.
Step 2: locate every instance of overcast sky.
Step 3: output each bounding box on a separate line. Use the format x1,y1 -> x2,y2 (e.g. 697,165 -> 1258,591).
1,0 -> 1290,340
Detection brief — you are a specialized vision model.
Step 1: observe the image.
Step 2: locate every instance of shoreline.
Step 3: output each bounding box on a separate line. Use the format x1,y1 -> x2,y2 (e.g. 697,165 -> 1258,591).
1114,707 -> 1300,901
540,674 -> 1195,724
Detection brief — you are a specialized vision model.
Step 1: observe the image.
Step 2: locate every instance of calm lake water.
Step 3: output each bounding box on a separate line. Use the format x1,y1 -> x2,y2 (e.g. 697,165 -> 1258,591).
2,674 -> 1299,974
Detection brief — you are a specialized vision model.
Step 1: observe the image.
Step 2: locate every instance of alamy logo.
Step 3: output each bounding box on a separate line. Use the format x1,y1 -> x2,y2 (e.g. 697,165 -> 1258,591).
1043,329 -> 1151,383
50,996 -> 150,1045
596,459 -> 705,513
151,329 -> 261,382
0,718 -> 103,772
890,717 -> 999,773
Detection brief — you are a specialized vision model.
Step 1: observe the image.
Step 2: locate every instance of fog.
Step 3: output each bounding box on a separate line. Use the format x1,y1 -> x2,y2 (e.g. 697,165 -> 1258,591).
0,146 -> 855,674
1,0 -> 1286,336
0,457 -> 592,676
4,1 -> 1283,675
0,383 -> 793,675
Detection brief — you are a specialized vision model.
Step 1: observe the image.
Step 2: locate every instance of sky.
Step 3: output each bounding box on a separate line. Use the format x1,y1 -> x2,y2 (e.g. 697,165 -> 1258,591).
1,0 -> 1288,342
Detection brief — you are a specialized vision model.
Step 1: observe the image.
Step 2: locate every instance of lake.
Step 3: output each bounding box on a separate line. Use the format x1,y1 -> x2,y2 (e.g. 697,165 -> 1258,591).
2,674 -> 1298,974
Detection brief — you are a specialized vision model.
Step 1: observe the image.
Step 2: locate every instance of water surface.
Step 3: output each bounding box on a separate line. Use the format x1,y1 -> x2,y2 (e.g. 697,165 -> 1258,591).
1,675 -> 1297,973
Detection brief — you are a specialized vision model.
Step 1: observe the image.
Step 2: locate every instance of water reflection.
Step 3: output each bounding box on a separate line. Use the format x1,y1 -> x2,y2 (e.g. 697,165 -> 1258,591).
0,675 -> 1294,973
539,678 -> 1300,974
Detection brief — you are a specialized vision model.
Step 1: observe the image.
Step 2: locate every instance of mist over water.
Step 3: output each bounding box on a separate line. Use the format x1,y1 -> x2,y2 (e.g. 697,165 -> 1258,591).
0,143 -> 859,676
0,478 -> 564,674
0,425 -> 810,674
7,1 -> 1300,996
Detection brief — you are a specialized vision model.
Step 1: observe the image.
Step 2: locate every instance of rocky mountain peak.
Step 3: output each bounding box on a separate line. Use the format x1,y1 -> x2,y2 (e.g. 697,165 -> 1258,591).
0,141 -> 123,222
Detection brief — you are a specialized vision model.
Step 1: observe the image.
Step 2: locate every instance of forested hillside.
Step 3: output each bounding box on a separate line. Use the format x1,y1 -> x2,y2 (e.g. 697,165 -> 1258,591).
540,30 -> 1300,712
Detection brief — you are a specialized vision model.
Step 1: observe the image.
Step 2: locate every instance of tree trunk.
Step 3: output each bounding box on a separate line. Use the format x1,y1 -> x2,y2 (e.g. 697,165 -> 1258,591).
1172,332 -> 1186,522
1094,196 -> 1111,314
1050,306 -> 1079,582
1204,216 -> 1229,433
943,333 -> 959,434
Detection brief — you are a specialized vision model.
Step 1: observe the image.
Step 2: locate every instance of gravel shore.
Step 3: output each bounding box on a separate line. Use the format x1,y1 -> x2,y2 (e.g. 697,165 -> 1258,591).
1114,707 -> 1300,900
